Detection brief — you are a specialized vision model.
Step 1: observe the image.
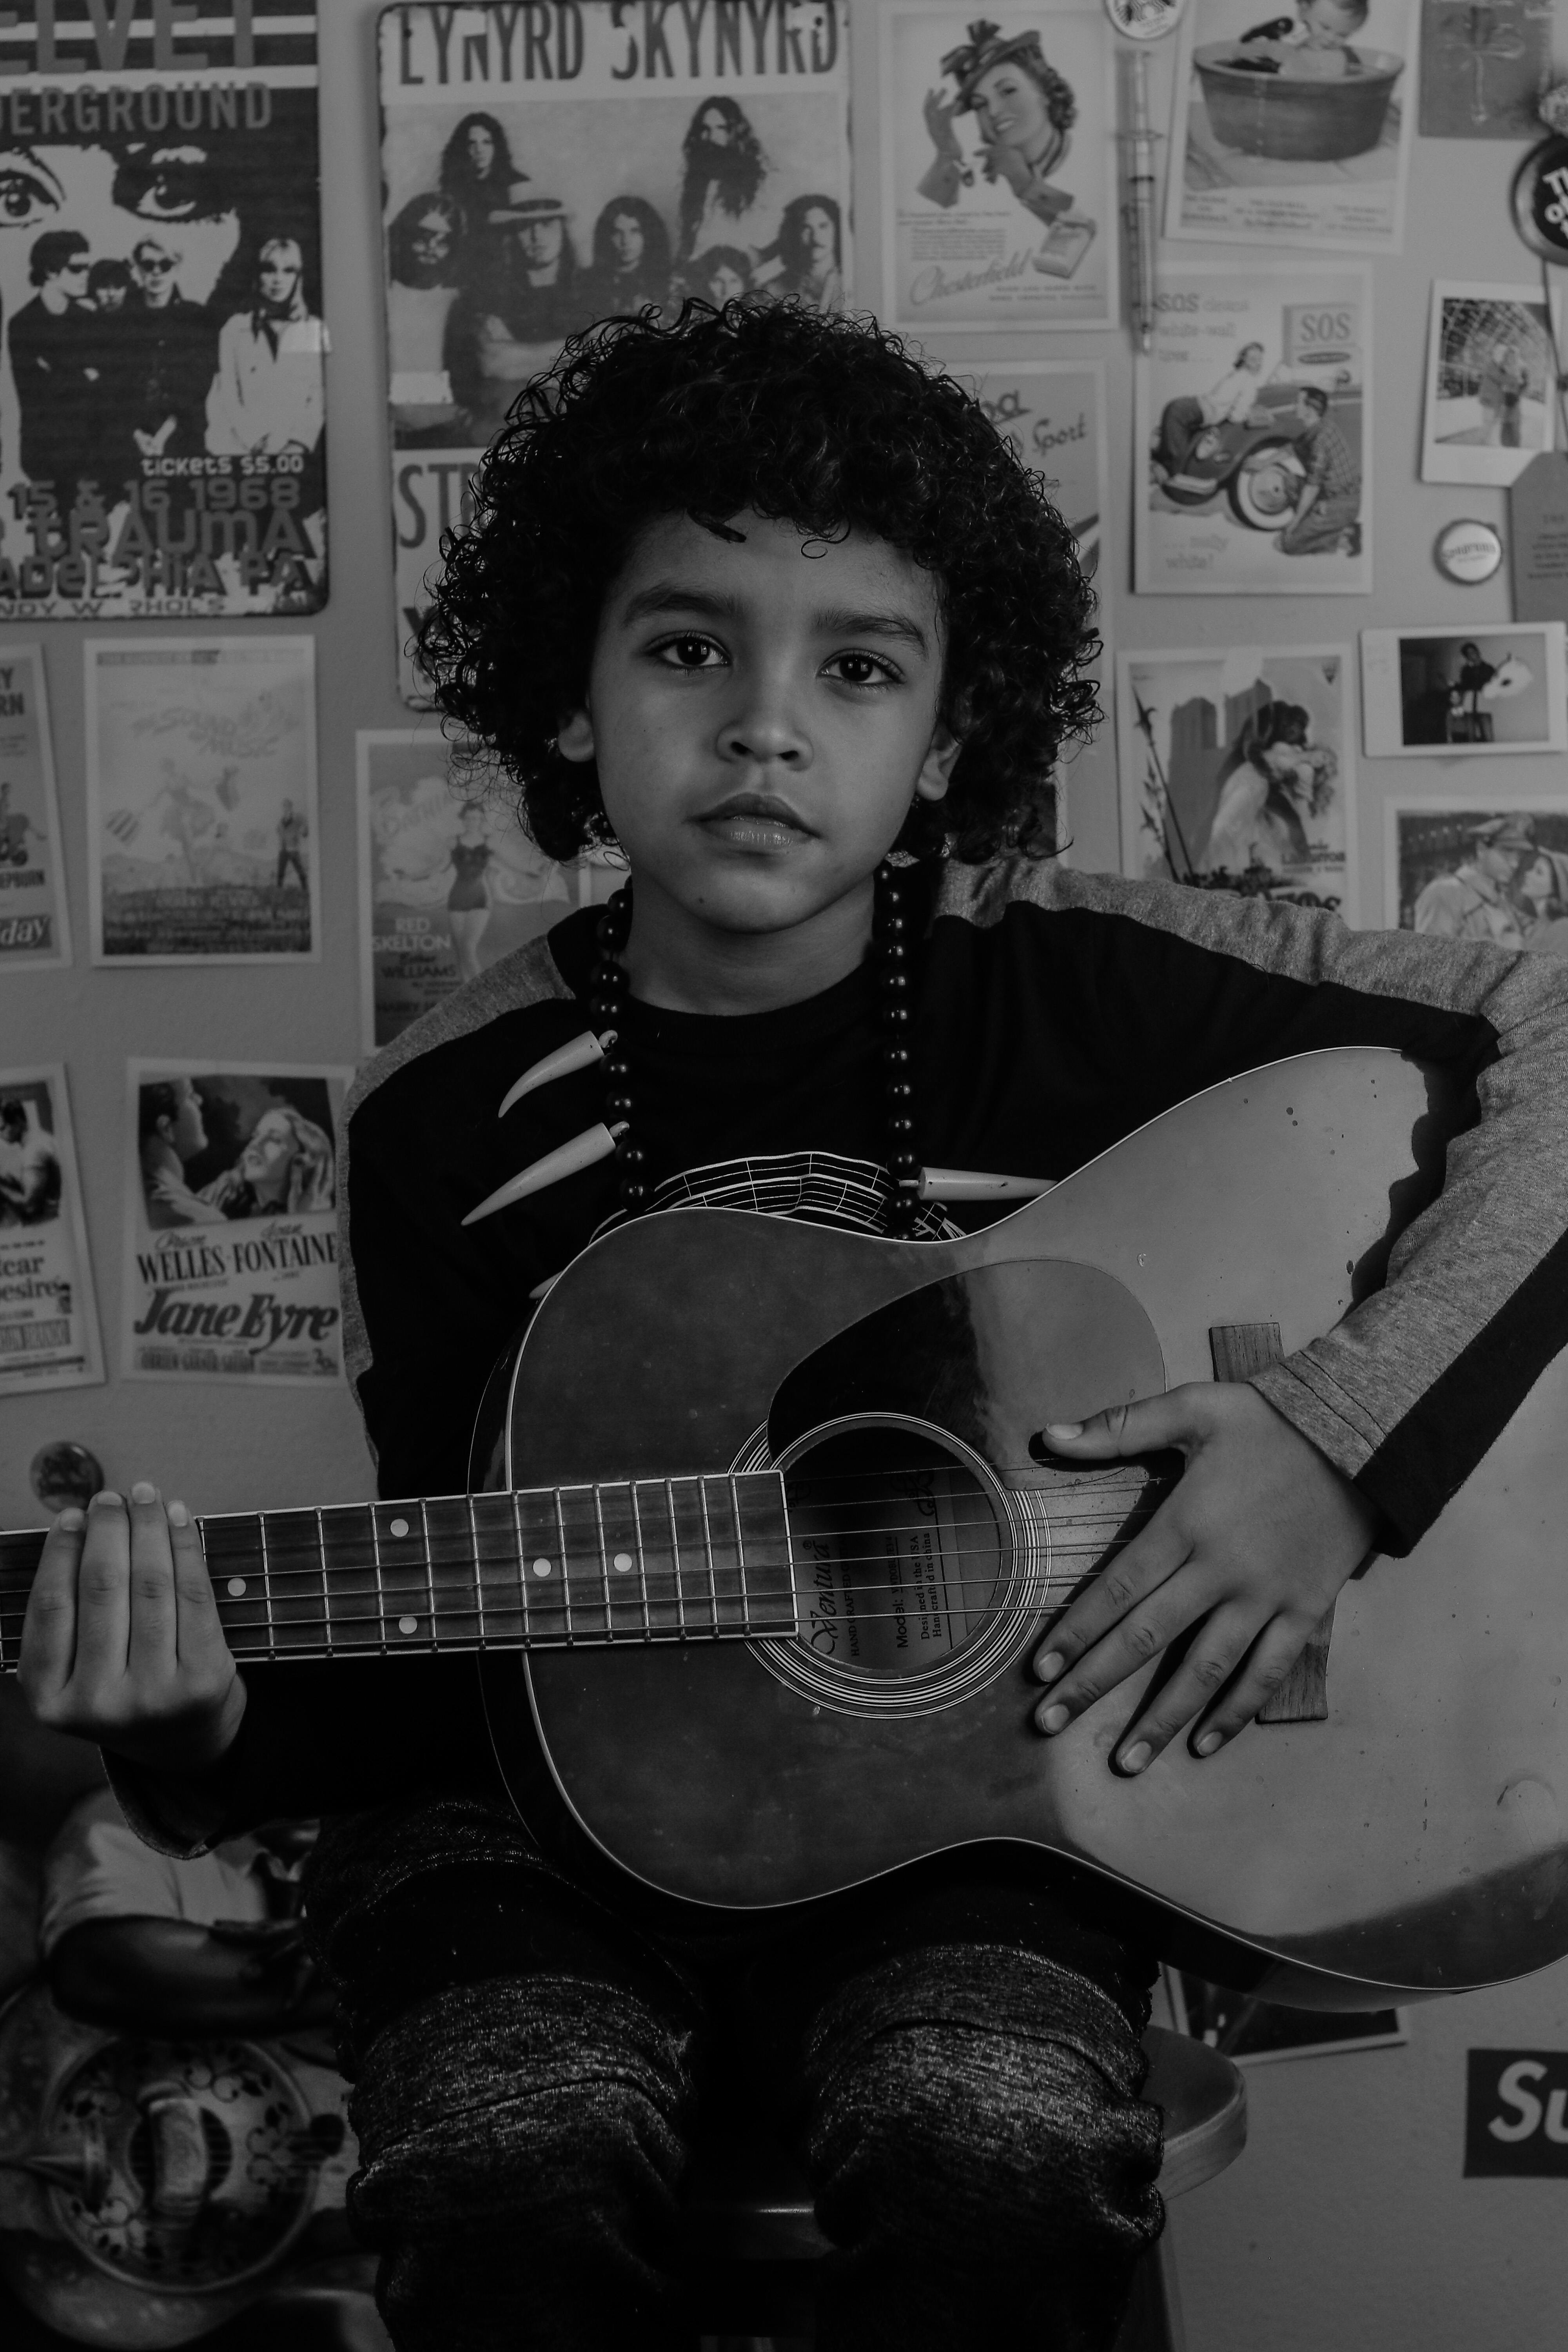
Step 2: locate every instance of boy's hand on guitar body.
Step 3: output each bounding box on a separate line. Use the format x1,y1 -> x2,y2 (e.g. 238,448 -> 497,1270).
19,1486 -> 246,1775
1031,1384 -> 1381,1772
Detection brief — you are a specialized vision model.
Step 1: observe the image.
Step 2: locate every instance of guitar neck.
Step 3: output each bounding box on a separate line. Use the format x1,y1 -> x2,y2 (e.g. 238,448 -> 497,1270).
0,1474 -> 798,1673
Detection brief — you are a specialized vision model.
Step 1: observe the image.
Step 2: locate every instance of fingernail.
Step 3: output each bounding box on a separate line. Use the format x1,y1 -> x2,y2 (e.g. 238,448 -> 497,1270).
130,1481 -> 156,1505
1121,1741 -> 1153,1774
1194,1731 -> 1223,1757
90,1489 -> 122,1508
1040,1703 -> 1070,1734
1036,1651 -> 1064,1683
54,1506 -> 84,1533
167,1499 -> 190,1528
1044,1421 -> 1084,1440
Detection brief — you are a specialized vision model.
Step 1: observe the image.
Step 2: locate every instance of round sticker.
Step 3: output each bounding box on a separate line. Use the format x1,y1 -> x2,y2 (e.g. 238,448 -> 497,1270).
1435,518 -> 1505,586
1104,0 -> 1187,36
1511,136 -> 1568,263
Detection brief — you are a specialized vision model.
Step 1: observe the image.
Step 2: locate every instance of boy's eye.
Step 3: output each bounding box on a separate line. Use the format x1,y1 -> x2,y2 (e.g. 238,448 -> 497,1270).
823,652 -> 895,688
653,633 -> 726,671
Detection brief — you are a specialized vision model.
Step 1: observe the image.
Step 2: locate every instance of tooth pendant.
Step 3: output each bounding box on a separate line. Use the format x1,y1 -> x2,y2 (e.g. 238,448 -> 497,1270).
463,1121 -> 629,1226
497,1029 -> 616,1119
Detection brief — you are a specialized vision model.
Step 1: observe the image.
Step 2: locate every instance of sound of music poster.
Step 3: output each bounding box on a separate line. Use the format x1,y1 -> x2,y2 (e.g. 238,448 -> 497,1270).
0,1064 -> 103,1394
0,644 -> 71,970
379,0 -> 851,702
1116,644 -> 1357,918
0,1 -> 325,622
84,635 -> 319,964
123,1059 -> 351,1385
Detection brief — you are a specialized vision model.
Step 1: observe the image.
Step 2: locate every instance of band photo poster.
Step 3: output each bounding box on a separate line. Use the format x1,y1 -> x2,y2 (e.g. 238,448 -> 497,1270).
358,731 -> 618,1051
0,644 -> 70,971
1386,800 -> 1568,951
123,1059 -> 351,1385
1165,0 -> 1417,254
0,1065 -> 103,1396
0,0 -> 325,623
879,4 -> 1117,333
381,0 -> 851,702
1116,645 -> 1356,916
1421,283 -> 1559,488
1136,265 -> 1372,595
1360,624 -> 1568,756
85,635 -> 319,964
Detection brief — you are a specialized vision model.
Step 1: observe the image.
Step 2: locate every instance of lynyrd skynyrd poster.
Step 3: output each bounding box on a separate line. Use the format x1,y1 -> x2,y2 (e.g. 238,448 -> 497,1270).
0,1 -> 325,622
379,0 -> 851,702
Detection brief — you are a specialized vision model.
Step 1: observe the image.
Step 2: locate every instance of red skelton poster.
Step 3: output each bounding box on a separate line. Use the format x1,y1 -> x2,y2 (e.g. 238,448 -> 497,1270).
0,2 -> 325,620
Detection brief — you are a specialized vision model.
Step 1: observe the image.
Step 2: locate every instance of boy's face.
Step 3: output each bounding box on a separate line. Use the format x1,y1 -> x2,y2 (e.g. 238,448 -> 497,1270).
1299,0 -> 1362,44
559,510 -> 955,942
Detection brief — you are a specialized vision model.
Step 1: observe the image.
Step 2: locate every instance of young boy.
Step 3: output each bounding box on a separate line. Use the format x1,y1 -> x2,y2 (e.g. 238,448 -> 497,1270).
20,303 -> 1568,2351
1238,0 -> 1368,73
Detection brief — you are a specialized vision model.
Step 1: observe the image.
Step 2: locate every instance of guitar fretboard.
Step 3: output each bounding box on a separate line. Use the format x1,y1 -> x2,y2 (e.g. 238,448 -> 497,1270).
0,1475 -> 797,1673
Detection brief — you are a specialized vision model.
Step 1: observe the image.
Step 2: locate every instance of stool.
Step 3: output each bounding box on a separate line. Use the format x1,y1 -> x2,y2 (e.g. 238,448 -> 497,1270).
682,2023 -> 1246,2352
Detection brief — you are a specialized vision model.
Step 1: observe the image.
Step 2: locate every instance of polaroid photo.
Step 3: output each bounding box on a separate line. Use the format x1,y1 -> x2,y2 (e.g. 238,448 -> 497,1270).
1384,797 -> 1568,954
1164,1968 -> 1406,2065
1422,283 -> 1559,486
1360,624 -> 1568,756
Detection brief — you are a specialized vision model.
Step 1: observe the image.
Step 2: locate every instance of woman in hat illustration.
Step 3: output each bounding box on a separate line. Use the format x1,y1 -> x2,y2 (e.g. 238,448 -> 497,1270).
919,18 -> 1093,267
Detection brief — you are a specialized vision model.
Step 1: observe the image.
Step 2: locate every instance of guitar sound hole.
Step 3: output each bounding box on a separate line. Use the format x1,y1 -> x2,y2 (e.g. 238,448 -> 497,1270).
783,1426 -> 1004,1680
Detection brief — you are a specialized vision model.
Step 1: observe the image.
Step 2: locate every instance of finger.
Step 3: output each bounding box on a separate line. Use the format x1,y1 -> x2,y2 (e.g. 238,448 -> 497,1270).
1190,1615 -> 1314,1757
1104,1604 -> 1262,1773
69,1492 -> 132,1685
1034,1385 -> 1209,1463
1036,1554 -> 1214,1737
126,1481 -> 177,1679
168,1501 -> 232,1671
1033,1508 -> 1191,1685
18,1506 -> 87,1707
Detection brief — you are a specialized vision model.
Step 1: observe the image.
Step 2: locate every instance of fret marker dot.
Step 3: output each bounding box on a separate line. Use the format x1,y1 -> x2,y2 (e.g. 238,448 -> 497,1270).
532,1558 -> 553,1578
227,1577 -> 247,1598
390,1517 -> 409,1538
398,1614 -> 417,1635
613,1553 -> 633,1573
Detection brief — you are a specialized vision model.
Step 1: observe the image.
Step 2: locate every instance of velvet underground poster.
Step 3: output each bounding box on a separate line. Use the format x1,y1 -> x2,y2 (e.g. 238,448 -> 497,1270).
0,1 -> 325,622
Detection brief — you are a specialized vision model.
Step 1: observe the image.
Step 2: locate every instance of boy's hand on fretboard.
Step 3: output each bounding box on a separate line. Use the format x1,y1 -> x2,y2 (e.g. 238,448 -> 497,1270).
1030,1383 -> 1381,1773
19,1486 -> 246,1774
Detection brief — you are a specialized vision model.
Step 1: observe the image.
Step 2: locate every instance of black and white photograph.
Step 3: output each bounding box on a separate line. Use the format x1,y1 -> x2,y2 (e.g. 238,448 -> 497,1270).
1117,645 -> 1356,912
381,0 -> 851,701
0,1063 -> 102,1392
1385,800 -> 1568,950
1361,623 -> 1568,755
0,644 -> 70,970
0,1 -> 325,620
1421,283 -> 1557,486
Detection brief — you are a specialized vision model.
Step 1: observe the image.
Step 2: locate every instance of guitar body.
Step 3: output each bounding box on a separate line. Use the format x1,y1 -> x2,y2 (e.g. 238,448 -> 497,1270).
479,1048 -> 1568,2004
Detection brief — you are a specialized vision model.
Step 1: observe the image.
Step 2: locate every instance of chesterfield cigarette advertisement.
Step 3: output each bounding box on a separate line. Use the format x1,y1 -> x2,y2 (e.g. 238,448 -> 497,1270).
0,0 -> 325,622
85,635 -> 319,963
0,1065 -> 103,1394
1136,265 -> 1372,595
880,4 -> 1116,332
381,0 -> 851,702
124,1059 -> 350,1385
0,644 -> 71,969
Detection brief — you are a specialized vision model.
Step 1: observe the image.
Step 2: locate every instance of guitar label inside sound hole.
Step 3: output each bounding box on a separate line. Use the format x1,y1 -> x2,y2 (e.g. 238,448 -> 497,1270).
784,1429 -> 1003,1680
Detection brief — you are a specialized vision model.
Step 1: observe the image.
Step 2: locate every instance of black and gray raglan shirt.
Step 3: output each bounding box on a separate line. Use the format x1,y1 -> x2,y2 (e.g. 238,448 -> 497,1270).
139,854 -> 1568,1838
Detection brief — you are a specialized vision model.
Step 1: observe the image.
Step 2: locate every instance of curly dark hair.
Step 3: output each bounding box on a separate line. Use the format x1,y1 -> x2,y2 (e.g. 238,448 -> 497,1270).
416,301 -> 1098,864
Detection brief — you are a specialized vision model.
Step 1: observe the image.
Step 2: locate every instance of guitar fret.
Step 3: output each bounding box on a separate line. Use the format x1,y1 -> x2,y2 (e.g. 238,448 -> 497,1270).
372,1508 -> 388,1652
698,1480 -> 718,1635
593,1484 -> 614,1639
554,1489 -> 574,1645
258,1514 -> 277,1658
629,1484 -> 653,1641
468,1494 -> 485,1646
729,1480 -> 747,1641
316,1508 -> 332,1652
511,1489 -> 527,1643
662,1481 -> 679,1644
423,1505 -> 437,1648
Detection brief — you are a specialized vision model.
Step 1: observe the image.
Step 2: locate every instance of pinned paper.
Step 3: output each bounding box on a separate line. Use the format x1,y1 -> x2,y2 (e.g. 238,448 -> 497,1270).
1510,450 -> 1568,620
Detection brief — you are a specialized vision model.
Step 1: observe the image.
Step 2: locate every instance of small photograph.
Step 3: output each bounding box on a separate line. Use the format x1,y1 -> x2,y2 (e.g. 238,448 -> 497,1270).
1136,266 -> 1371,595
0,1066 -> 103,1394
1422,283 -> 1557,486
880,3 -> 1119,331
1418,0 -> 1551,139
0,645 -> 70,972
124,1061 -> 352,1385
1361,625 -> 1568,757
1385,801 -> 1568,952
1165,0 -> 1417,254
1118,646 -> 1354,913
1167,1969 -> 1405,2064
358,733 -> 620,1052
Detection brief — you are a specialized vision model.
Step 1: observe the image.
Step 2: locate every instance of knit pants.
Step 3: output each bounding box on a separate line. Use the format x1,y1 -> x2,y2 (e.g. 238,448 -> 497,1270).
305,1794 -> 1164,2352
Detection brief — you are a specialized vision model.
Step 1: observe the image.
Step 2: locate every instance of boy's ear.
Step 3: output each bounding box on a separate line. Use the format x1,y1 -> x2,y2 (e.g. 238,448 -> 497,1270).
557,708 -> 595,765
913,724 -> 962,805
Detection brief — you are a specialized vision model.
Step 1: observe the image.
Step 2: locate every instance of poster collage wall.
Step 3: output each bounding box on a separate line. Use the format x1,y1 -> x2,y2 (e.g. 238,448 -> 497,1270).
4,0 -> 1567,1414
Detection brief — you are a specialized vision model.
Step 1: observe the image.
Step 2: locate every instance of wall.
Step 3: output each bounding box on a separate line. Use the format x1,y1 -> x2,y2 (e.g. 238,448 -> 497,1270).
4,3 -> 1566,2343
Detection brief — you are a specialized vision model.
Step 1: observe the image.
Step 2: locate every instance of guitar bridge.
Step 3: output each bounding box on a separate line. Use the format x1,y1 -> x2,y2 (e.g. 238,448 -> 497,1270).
1209,1321 -> 1333,1724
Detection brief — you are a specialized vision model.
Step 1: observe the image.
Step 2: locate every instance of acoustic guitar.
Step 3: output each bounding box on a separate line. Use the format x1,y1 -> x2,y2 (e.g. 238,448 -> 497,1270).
4,1048 -> 1565,2011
